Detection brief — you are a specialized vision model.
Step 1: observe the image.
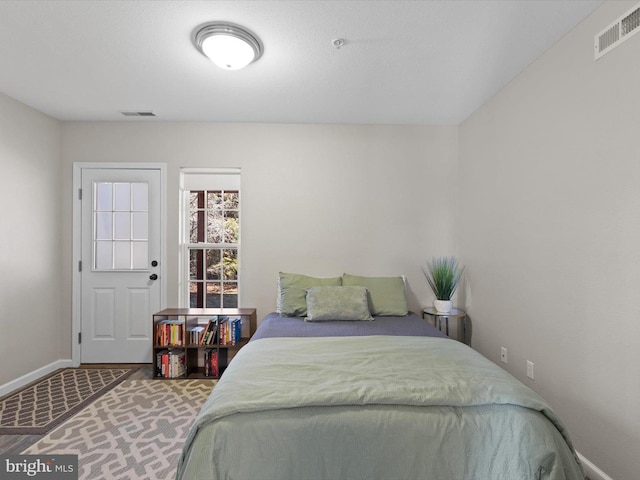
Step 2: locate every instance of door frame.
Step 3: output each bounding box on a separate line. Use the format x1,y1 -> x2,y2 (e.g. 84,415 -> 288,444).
72,162 -> 167,367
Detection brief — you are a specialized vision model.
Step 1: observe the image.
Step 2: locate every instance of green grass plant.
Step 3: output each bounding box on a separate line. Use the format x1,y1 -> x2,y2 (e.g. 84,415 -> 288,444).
423,256 -> 464,300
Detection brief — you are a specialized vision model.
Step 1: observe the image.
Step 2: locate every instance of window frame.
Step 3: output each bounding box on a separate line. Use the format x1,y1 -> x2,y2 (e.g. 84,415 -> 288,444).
178,168 -> 241,309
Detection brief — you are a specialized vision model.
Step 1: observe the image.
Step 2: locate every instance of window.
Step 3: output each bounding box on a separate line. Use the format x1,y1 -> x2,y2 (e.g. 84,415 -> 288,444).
180,169 -> 240,308
93,181 -> 149,271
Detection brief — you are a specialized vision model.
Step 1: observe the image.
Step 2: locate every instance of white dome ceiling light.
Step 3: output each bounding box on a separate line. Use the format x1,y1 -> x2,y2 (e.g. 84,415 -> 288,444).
193,22 -> 263,70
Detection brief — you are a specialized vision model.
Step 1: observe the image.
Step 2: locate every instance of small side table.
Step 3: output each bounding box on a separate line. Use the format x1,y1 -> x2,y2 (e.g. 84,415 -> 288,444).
422,307 -> 468,344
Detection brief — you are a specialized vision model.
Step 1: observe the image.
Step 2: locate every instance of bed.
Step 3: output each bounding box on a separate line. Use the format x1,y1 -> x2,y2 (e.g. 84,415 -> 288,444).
176,275 -> 585,480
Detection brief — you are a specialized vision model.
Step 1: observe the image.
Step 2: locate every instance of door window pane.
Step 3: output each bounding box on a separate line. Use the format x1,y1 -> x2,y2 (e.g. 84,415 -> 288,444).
132,212 -> 148,240
114,212 -> 131,240
95,241 -> 113,270
114,242 -> 131,270
132,242 -> 148,269
132,183 -> 148,210
93,181 -> 149,271
96,183 -> 112,210
114,183 -> 131,211
95,212 -> 112,240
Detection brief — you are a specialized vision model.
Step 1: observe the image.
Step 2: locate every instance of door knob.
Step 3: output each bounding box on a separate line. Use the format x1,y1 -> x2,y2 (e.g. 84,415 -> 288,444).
149,274 -> 158,280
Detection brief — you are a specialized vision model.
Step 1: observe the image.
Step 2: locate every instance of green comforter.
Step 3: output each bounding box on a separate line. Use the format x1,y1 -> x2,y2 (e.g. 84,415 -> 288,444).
177,336 -> 584,480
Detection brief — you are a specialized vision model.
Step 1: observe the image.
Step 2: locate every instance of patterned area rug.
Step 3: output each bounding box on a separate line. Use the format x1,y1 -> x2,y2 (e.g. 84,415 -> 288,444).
23,379 -> 216,480
0,368 -> 134,434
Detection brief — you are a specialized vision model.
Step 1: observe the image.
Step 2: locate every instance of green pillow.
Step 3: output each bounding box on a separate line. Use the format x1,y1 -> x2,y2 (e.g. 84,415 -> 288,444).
279,272 -> 342,317
305,286 -> 374,322
342,273 -> 408,316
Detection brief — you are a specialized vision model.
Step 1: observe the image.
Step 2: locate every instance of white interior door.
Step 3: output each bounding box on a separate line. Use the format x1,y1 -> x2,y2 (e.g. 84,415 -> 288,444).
80,167 -> 162,363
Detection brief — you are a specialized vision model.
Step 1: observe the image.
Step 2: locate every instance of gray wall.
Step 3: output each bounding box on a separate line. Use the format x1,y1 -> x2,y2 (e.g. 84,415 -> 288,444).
0,93 -> 62,386
458,1 -> 639,478
58,122 -> 459,355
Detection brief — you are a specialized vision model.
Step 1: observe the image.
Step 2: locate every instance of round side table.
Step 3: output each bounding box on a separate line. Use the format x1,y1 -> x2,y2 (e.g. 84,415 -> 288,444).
422,307 -> 468,344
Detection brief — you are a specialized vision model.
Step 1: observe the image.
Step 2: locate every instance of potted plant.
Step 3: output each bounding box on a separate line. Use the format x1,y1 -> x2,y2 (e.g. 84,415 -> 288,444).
423,256 -> 464,313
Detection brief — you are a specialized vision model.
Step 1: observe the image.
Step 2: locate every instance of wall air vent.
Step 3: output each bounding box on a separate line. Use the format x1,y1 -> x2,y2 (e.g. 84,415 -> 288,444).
594,2 -> 640,60
120,111 -> 156,117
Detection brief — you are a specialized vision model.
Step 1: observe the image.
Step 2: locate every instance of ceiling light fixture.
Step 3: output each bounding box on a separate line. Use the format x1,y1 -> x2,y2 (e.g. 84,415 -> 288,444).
193,22 -> 263,70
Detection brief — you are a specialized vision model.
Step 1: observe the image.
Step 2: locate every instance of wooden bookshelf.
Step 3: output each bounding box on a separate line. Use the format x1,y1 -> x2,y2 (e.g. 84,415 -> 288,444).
152,308 -> 257,379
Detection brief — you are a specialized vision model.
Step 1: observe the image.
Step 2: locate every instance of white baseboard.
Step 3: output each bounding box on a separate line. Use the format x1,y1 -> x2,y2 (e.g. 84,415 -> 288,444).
576,451 -> 613,480
0,359 -> 74,398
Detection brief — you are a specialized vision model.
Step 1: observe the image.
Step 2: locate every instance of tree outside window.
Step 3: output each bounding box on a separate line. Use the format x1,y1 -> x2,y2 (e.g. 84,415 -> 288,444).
188,190 -> 239,308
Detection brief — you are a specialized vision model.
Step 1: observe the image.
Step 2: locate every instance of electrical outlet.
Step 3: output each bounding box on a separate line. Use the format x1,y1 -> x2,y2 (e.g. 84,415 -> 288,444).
500,347 -> 508,364
527,360 -> 535,380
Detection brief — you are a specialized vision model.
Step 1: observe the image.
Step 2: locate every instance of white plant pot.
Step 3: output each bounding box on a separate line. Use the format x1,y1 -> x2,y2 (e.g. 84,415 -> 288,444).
434,300 -> 453,313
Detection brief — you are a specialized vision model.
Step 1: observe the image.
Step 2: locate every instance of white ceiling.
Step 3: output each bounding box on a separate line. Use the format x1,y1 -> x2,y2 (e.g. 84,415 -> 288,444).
0,0 -> 604,125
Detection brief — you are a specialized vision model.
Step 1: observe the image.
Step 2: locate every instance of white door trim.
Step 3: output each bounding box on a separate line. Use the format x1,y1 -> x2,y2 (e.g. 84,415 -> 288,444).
72,162 -> 167,367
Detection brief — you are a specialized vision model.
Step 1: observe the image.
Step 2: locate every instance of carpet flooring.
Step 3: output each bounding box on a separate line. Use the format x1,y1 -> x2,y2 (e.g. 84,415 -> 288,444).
0,368 -> 134,435
23,379 -> 216,480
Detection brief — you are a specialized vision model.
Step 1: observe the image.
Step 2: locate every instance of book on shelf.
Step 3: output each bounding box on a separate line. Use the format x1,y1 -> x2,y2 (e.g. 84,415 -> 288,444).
203,349 -> 219,377
189,326 -> 206,345
200,317 -> 219,346
156,349 -> 186,378
218,317 -> 242,346
155,319 -> 185,346
217,317 -> 228,345
232,317 -> 242,343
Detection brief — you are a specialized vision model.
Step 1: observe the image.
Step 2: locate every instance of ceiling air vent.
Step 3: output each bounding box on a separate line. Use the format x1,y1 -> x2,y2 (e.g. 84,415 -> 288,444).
594,2 -> 640,60
120,111 -> 156,117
